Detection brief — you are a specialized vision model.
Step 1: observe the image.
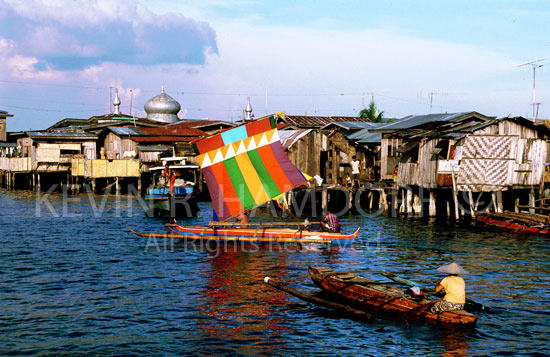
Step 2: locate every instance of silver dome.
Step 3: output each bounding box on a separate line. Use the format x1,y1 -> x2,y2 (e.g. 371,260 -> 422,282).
144,87 -> 181,124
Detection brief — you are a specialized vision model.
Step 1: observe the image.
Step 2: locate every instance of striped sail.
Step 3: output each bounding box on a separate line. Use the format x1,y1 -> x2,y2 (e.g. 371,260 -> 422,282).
193,115 -> 308,221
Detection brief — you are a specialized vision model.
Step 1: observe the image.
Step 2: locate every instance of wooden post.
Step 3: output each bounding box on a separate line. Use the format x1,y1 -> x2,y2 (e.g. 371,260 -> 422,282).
491,191 -> 497,213
514,197 -> 519,213
115,177 -> 120,195
379,188 -> 388,212
137,176 -> 142,194
406,188 -> 413,216
37,173 -> 41,192
367,190 -> 373,210
529,188 -> 535,214
91,178 -> 96,193
451,167 -> 459,220
321,187 -> 327,214
429,190 -> 436,216
468,190 -> 474,217
496,190 -> 503,213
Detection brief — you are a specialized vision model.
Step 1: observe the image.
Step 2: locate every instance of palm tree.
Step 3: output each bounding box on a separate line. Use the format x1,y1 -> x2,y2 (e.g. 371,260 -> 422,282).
359,101 -> 384,122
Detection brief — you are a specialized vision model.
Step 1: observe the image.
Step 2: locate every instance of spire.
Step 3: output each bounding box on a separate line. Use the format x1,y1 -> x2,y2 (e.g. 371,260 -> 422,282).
113,89 -> 121,115
161,85 -> 165,94
245,97 -> 254,121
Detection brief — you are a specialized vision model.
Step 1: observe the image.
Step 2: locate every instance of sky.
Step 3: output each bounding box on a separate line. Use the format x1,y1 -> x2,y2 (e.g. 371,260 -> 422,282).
1,0 -> 550,131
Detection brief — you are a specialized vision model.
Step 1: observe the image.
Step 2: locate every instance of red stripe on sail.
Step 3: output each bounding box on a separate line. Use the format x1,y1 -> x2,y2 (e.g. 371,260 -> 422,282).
201,165 -> 230,220
246,117 -> 274,137
195,134 -> 224,155
209,161 -> 244,220
255,144 -> 293,193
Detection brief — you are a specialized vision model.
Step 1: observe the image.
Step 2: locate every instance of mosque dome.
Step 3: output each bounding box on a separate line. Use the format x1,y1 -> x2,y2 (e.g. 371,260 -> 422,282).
144,86 -> 181,124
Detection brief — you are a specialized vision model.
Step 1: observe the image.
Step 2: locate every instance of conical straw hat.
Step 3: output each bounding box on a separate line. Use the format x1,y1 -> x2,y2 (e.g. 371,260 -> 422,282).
437,262 -> 469,275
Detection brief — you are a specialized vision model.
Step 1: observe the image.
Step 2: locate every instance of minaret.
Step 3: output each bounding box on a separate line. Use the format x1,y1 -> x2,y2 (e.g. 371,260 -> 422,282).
245,97 -> 254,121
113,89 -> 121,115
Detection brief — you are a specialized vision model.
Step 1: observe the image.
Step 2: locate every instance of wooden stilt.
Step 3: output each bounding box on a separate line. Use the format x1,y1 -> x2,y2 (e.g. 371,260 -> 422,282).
406,188 -> 413,216
496,190 -> 503,213
321,187 -> 327,214
529,188 -> 535,214
429,190 -> 436,217
468,190 -> 474,216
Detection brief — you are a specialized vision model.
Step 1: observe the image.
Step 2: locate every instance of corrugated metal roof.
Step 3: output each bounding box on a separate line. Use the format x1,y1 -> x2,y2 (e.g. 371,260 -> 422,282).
108,126 -> 148,136
357,132 -> 382,144
321,121 -> 378,130
374,112 -> 474,131
26,131 -> 97,139
283,115 -> 371,128
140,126 -> 205,137
132,136 -> 199,143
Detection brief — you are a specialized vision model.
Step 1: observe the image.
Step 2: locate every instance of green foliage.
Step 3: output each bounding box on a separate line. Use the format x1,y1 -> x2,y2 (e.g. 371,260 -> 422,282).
359,101 -> 384,122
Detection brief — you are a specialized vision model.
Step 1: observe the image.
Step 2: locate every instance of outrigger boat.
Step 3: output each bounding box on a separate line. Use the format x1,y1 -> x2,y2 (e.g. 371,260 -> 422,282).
308,266 -> 478,325
473,211 -> 549,236
130,115 -> 359,246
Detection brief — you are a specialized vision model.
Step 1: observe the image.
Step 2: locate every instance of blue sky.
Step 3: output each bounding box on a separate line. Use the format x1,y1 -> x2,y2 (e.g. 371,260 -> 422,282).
1,0 -> 550,131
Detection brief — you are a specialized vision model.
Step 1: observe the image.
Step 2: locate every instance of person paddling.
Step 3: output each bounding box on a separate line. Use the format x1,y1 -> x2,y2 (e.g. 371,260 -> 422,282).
235,211 -> 249,228
431,262 -> 468,313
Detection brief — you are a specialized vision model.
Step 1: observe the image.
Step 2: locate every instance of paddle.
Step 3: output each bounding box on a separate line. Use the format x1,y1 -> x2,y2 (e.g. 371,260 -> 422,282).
264,277 -> 373,322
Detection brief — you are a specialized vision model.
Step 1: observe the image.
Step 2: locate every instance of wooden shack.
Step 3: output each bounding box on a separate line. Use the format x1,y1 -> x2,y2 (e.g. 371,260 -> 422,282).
373,112 -> 494,181
391,115 -> 550,217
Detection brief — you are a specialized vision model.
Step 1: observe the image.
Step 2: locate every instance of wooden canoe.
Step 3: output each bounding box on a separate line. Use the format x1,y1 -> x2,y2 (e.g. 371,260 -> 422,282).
308,266 -> 478,326
473,212 -> 550,236
169,224 -> 359,246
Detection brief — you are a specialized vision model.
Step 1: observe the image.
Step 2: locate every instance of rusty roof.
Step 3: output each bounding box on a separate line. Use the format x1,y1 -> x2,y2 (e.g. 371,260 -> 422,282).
281,115 -> 371,128
140,126 -> 206,137
131,136 -> 201,143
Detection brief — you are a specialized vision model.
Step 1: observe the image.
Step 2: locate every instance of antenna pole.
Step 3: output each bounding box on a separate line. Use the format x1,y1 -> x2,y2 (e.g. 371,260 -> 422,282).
519,59 -> 546,120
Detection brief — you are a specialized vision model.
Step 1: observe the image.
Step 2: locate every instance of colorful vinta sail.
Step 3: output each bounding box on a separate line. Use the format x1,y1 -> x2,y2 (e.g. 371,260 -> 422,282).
192,115 -> 309,221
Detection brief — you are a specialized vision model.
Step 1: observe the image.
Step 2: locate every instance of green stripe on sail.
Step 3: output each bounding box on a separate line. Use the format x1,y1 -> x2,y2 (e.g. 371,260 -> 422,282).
224,157 -> 256,210
247,149 -> 282,198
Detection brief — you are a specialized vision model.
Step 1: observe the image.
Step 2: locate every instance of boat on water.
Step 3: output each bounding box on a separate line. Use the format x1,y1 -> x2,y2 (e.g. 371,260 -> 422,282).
144,157 -> 200,217
308,266 -> 478,326
168,222 -> 359,245
473,211 -> 549,236
130,114 -> 359,245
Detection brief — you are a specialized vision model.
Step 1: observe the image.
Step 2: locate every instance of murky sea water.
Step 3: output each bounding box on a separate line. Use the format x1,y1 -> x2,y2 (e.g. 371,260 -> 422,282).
1,188 -> 549,355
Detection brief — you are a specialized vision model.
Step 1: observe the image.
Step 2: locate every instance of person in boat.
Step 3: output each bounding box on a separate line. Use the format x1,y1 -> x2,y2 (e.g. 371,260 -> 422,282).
431,262 -> 468,313
320,210 -> 340,233
235,211 -> 249,228
161,164 -> 176,194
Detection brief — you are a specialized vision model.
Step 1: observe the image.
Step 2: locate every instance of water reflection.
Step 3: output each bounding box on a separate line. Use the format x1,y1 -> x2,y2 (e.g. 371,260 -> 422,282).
196,245 -> 293,355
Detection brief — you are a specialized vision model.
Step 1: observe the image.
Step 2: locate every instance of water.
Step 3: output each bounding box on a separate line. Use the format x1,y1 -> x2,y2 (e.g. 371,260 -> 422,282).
1,188 -> 549,355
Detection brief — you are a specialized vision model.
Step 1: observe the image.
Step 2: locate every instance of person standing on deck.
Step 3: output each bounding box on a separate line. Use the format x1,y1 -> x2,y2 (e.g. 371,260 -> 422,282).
351,155 -> 361,188
161,164 -> 176,195
431,262 -> 468,313
320,210 -> 340,233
